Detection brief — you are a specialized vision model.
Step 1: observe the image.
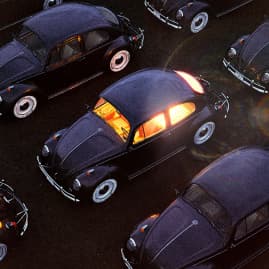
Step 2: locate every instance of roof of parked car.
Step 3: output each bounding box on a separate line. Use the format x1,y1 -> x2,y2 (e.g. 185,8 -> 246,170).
193,146 -> 269,224
101,68 -> 200,127
24,3 -> 118,48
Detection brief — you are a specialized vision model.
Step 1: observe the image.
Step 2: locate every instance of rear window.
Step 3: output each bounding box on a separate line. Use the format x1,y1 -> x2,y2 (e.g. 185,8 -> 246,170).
183,184 -> 232,234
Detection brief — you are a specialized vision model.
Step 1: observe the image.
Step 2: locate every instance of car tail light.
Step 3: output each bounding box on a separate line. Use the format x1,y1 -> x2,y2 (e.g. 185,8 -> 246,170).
175,71 -> 205,94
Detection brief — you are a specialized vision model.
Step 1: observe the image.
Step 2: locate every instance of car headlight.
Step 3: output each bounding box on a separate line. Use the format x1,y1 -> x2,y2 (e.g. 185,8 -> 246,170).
41,145 -> 50,157
261,72 -> 269,84
126,238 -> 137,252
72,178 -> 81,191
227,47 -> 237,58
0,95 -> 2,103
176,9 -> 184,20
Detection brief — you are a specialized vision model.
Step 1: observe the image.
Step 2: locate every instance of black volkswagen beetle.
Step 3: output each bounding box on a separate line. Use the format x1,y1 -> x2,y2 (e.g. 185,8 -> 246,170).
144,0 -> 254,33
0,181 -> 28,261
0,3 -> 144,119
223,21 -> 269,94
121,146 -> 269,269
37,68 -> 229,204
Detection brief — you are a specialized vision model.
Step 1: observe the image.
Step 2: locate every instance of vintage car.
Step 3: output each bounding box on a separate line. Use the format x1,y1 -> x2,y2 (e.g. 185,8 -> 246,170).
121,146 -> 269,269
0,3 -> 144,119
144,0 -> 254,33
223,21 -> 269,94
0,181 -> 28,261
37,68 -> 229,204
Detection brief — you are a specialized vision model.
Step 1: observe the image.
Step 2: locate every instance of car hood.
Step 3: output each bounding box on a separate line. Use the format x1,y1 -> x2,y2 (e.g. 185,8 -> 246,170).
147,0 -> 189,17
239,21 -> 269,73
0,40 -> 42,89
141,199 -> 223,269
51,112 -> 124,176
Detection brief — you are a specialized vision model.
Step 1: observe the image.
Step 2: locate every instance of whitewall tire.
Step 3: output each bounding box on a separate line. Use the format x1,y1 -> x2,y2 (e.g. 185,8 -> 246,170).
194,121 -> 215,145
109,50 -> 131,72
0,243 -> 7,262
13,95 -> 37,119
92,179 -> 118,203
190,12 -> 209,33
43,0 -> 63,9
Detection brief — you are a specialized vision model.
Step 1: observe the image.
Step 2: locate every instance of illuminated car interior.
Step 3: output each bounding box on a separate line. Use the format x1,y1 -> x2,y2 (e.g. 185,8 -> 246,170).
94,98 -> 131,141
133,102 -> 196,144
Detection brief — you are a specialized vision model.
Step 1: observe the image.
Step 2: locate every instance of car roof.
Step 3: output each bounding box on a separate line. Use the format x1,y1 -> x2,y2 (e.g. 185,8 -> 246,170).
101,68 -> 199,128
193,147 -> 269,225
24,3 -> 117,48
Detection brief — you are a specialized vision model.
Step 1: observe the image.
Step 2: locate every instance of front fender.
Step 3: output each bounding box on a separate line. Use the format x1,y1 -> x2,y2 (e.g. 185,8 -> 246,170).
0,83 -> 41,113
181,2 -> 210,21
74,165 -> 119,197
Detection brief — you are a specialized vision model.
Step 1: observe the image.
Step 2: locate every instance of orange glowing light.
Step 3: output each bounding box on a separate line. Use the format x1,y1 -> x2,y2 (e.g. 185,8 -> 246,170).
175,71 -> 204,94
169,103 -> 196,125
0,221 -> 2,229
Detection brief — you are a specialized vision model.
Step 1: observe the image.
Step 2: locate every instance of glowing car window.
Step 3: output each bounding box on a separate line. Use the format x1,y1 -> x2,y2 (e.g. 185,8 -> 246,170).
184,184 -> 232,234
133,113 -> 166,144
94,98 -> 130,142
169,102 -> 196,125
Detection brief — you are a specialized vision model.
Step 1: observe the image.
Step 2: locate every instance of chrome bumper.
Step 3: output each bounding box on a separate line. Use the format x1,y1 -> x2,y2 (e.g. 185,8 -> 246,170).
121,248 -> 134,269
223,58 -> 268,94
36,156 -> 80,202
144,0 -> 182,29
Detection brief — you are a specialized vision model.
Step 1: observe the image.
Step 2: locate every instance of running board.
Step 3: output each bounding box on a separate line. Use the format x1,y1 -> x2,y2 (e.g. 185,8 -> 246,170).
48,71 -> 104,100
128,146 -> 186,180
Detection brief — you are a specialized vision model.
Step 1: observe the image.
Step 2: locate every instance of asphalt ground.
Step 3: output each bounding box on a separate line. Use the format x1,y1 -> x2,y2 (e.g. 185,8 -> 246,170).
1,0 -> 269,268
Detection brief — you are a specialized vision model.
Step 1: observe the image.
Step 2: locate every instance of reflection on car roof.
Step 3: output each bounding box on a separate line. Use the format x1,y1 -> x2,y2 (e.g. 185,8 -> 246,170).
193,147 -> 269,224
24,3 -> 115,48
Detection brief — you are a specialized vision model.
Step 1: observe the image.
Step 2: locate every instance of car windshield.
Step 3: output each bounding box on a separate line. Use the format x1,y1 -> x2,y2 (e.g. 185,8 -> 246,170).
93,98 -> 131,142
183,184 -> 232,235
17,27 -> 47,63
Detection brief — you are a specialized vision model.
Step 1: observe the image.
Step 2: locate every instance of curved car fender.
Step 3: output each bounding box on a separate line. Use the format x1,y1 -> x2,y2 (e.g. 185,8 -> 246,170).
103,36 -> 130,63
181,2 -> 210,21
0,83 -> 42,105
76,165 -> 119,191
189,106 -> 215,131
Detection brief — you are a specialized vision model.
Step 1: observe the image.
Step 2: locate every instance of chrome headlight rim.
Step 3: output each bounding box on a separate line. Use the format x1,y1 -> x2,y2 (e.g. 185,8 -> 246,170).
72,178 -> 82,192
176,9 -> 184,20
227,47 -> 237,58
41,145 -> 50,157
261,72 -> 269,84
126,237 -> 137,252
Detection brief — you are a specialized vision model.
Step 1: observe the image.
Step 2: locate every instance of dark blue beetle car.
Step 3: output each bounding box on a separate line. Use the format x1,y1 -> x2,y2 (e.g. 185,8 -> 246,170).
0,3 -> 143,119
144,0 -> 254,33
121,147 -> 269,269
37,68 -> 229,204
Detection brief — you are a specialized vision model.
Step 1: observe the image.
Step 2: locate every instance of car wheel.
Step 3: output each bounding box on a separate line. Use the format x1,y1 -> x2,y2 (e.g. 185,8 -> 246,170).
92,178 -> 118,203
194,121 -> 215,145
109,50 -> 131,72
43,0 -> 63,9
0,243 -> 7,261
190,11 -> 209,33
13,95 -> 38,119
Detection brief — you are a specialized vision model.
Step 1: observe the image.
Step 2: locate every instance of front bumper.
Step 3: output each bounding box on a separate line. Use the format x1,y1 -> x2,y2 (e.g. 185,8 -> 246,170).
121,248 -> 135,269
144,0 -> 182,29
223,58 -> 268,94
36,156 -> 80,202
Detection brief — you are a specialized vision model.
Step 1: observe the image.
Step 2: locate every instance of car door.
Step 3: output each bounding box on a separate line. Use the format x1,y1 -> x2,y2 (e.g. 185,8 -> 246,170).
206,0 -> 252,16
34,34 -> 88,96
207,204 -> 269,268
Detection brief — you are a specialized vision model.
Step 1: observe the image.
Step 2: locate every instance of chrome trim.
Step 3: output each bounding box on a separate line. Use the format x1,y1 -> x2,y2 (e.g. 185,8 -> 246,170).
223,58 -> 268,93
144,0 -> 182,29
121,248 -> 134,269
36,156 -> 80,202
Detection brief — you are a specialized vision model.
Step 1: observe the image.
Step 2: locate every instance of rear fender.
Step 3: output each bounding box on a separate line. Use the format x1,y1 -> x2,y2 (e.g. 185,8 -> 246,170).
181,2 -> 210,21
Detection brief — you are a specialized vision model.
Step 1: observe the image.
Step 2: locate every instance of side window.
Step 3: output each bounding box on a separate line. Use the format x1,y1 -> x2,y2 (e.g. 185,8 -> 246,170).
169,102 -> 196,125
133,113 -> 166,144
234,204 -> 269,241
48,36 -> 82,67
84,30 -> 110,51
